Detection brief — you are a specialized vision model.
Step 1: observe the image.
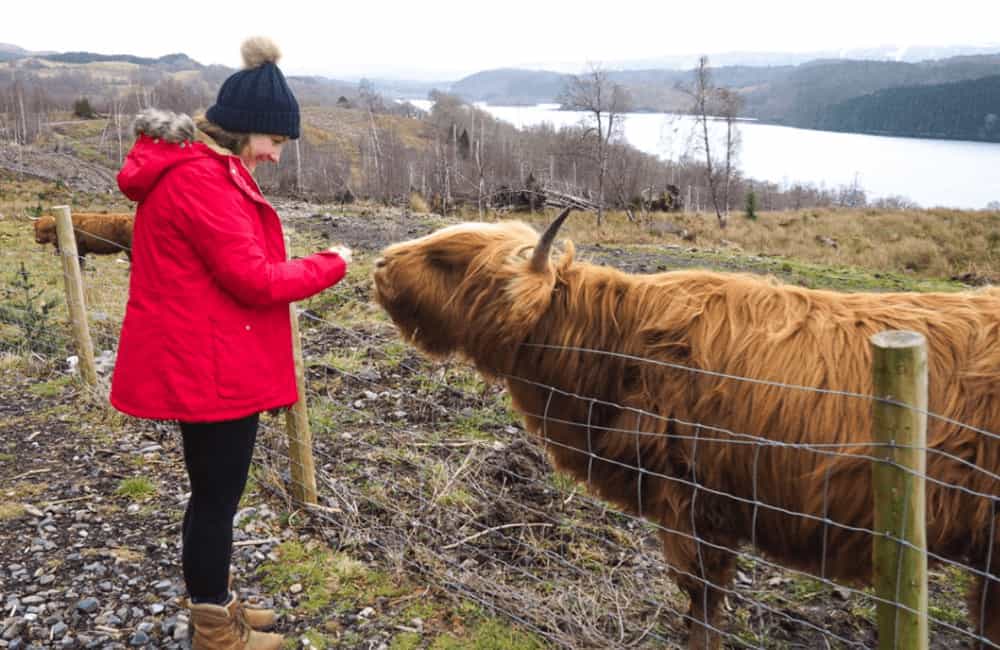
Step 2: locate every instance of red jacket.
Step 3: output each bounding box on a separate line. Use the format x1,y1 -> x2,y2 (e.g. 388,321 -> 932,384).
111,125 -> 346,422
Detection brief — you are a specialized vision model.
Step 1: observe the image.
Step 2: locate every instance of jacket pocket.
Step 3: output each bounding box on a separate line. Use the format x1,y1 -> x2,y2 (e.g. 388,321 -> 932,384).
209,316 -> 274,399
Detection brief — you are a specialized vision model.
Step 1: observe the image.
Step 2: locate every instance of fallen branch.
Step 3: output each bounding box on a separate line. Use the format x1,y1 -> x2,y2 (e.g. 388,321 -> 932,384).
233,537 -> 280,548
442,523 -> 553,551
11,468 -> 49,481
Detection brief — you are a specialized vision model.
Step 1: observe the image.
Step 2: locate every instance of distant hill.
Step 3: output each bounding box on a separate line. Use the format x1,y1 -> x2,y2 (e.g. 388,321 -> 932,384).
601,44 -> 1000,72
40,51 -> 203,68
447,53 -> 1000,141
743,55 -> 1000,127
815,74 -> 1000,141
450,68 -> 573,105
0,43 -> 34,63
0,43 -> 359,113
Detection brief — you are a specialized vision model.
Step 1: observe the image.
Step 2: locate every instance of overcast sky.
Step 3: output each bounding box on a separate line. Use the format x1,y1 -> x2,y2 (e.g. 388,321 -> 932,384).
6,0 -> 1000,79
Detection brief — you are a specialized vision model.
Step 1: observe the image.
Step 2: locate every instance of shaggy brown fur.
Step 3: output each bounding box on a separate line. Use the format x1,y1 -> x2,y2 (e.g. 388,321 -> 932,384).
34,213 -> 134,262
373,218 -> 1000,649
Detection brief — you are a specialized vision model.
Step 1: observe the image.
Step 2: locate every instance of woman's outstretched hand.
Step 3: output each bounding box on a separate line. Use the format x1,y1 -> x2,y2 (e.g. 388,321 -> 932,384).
327,244 -> 353,264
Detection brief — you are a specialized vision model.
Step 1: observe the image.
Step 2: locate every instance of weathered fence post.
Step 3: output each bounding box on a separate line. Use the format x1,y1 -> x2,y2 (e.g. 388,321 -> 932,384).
284,237 -> 317,506
53,205 -> 97,387
871,330 -> 928,650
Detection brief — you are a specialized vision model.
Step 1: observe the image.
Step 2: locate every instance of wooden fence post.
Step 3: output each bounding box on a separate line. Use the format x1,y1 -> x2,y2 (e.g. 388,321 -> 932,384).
53,205 -> 97,387
284,237 -> 317,506
871,330 -> 928,650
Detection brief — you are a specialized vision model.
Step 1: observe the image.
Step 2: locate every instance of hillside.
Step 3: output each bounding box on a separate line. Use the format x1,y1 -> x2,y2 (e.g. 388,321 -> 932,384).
0,46 -> 359,111
446,54 -> 1000,142
815,74 -> 1000,141
450,68 -> 573,105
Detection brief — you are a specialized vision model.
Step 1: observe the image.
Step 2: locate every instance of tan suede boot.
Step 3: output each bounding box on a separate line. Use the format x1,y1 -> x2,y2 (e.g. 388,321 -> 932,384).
229,576 -> 277,630
185,593 -> 283,650
234,592 -> 277,630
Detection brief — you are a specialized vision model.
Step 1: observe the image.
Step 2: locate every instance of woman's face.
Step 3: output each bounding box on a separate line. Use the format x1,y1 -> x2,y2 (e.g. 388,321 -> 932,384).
240,134 -> 288,172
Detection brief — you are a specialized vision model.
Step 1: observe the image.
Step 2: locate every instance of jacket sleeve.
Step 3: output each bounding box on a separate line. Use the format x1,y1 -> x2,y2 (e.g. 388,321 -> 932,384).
172,164 -> 347,307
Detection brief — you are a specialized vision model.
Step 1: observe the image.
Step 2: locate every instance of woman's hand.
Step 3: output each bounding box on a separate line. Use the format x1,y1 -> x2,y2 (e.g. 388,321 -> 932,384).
327,244 -> 353,264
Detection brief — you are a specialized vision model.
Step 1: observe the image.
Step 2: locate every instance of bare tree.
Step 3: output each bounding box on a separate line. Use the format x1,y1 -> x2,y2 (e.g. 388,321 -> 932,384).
559,64 -> 631,226
717,87 -> 743,218
679,55 -> 743,228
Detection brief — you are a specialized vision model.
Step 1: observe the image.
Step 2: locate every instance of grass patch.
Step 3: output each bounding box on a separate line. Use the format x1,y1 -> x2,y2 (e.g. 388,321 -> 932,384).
314,348 -> 366,374
390,632 -> 422,650
310,400 -> 365,434
115,476 -> 157,501
259,540 -> 407,615
6,481 -> 48,499
928,565 -> 973,628
431,618 -> 547,650
286,630 -> 332,649
239,464 -> 263,508
0,502 -> 27,520
447,411 -> 494,439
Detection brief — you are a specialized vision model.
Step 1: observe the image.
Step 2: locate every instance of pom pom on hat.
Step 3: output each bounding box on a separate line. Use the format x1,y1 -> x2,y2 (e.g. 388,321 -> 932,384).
241,36 -> 281,69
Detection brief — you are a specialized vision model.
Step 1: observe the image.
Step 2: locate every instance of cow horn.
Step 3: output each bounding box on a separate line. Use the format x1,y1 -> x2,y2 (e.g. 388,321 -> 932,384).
530,207 -> 572,272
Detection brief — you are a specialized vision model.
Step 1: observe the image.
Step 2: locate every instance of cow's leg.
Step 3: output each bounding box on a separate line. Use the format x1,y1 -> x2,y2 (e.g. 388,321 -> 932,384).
967,514 -> 1000,649
659,507 -> 736,650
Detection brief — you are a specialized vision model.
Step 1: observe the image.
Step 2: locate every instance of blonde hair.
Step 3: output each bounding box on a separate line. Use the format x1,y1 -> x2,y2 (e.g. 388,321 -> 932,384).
194,114 -> 250,156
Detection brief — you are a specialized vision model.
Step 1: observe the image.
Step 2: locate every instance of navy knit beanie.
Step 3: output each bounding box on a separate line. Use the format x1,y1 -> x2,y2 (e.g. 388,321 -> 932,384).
206,37 -> 300,139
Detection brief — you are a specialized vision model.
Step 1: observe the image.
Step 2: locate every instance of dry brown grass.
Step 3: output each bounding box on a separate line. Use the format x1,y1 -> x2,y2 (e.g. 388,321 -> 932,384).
505,207 -> 1000,282
408,191 -> 430,213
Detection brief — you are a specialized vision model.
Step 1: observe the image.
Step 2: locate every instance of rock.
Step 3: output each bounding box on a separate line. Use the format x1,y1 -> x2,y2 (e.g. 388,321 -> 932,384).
289,583 -> 303,595
76,597 -> 99,613
129,630 -> 149,646
233,508 -> 257,527
3,620 -> 25,640
51,621 -> 68,638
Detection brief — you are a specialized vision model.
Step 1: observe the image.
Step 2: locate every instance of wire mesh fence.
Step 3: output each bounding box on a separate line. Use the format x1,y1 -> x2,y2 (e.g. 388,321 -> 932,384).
14,207 -> 1000,649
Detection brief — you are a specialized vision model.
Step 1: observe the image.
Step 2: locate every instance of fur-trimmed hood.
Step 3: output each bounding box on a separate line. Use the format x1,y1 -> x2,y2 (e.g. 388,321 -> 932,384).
118,108 -> 229,202
131,108 -> 196,143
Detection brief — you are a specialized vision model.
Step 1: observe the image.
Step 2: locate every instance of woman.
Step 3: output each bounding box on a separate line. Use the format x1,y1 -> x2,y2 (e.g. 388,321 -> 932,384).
111,37 -> 348,649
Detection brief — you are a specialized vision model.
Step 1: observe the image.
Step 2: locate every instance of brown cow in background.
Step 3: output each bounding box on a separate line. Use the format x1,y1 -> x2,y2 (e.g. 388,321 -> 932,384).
373,209 -> 1000,649
33,213 -> 134,263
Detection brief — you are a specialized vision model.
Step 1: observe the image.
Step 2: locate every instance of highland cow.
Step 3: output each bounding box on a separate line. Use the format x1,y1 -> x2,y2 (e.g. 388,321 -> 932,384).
33,213 -> 134,263
373,210 -> 1000,649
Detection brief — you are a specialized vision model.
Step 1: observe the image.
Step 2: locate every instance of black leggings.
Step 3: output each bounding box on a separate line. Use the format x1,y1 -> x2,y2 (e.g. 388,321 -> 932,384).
179,413 -> 258,602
